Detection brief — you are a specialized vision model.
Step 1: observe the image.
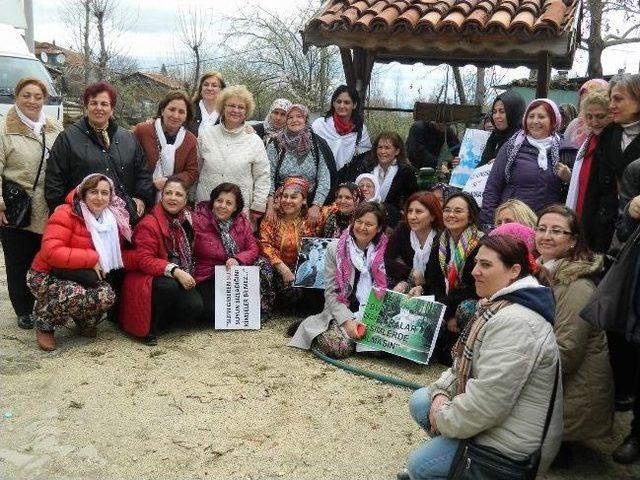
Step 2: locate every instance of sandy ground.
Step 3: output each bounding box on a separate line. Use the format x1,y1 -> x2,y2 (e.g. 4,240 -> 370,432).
1,249 -> 640,479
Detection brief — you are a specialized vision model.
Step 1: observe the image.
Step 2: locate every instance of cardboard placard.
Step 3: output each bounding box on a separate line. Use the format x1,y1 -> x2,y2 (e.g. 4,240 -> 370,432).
449,128 -> 491,188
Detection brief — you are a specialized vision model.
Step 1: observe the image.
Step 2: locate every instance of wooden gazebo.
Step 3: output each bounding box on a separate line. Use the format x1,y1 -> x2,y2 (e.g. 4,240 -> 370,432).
302,0 -> 581,104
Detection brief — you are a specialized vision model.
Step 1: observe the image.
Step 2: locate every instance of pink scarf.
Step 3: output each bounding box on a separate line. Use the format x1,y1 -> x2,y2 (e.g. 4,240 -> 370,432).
335,226 -> 388,306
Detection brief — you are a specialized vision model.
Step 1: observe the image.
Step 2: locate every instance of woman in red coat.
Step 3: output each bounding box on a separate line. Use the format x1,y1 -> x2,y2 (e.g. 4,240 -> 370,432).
120,176 -> 203,345
133,91 -> 199,200
27,173 -> 135,351
192,182 -> 272,321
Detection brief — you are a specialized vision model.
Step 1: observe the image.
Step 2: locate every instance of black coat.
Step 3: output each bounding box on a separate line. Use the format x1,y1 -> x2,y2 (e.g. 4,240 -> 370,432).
45,117 -> 153,217
188,102 -> 220,136
583,124 -> 640,252
405,121 -> 460,170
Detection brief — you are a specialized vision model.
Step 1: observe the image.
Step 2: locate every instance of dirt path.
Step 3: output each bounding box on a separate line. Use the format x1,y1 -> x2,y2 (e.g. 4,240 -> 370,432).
1,249 -> 639,479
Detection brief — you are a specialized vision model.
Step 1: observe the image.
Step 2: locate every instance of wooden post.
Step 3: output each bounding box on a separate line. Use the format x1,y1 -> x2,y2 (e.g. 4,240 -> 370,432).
352,48 -> 375,114
340,48 -> 356,90
535,52 -> 551,98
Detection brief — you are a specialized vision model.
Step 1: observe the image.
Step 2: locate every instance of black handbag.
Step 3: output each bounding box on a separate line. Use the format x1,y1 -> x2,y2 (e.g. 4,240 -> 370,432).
1,131 -> 46,228
447,361 -> 560,480
50,268 -> 101,288
580,224 -> 640,334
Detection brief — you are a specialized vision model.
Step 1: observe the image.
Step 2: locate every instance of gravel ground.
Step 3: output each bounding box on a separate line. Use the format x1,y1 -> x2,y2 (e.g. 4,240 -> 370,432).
1,247 -> 640,479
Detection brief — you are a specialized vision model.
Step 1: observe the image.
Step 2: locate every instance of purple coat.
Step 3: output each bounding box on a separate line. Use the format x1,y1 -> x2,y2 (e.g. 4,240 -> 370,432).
480,138 -> 564,226
192,201 -> 259,283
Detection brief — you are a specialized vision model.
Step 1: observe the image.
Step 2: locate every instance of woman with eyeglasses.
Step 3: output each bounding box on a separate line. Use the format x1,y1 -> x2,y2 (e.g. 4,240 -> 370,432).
534,205 -> 612,466
195,85 -> 270,228
414,192 -> 484,365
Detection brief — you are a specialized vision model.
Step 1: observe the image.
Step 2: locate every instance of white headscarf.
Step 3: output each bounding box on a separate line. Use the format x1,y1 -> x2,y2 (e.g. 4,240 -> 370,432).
15,105 -> 46,136
198,99 -> 219,136
153,118 -> 186,201
355,173 -> 381,202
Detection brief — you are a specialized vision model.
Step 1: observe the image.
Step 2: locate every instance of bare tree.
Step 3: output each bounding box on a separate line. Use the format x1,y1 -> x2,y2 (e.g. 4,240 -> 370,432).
452,66 -> 467,104
582,0 -> 640,76
223,0 -> 341,111
59,0 -> 93,85
176,6 -> 212,96
91,0 -> 132,80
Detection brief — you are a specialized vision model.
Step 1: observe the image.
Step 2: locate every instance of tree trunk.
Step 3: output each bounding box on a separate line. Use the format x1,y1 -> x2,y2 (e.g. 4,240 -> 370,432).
191,45 -> 200,98
587,0 -> 604,77
95,9 -> 108,80
83,0 -> 91,86
452,66 -> 467,105
475,67 -> 486,106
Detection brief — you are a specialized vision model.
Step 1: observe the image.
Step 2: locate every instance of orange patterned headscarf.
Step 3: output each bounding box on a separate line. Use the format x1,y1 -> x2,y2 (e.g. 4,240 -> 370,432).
275,176 -> 310,199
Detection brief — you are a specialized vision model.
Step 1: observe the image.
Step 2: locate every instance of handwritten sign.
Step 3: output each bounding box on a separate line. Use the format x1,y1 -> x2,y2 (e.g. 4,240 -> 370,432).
357,290 -> 445,364
449,129 -> 491,188
462,163 -> 493,207
214,266 -> 260,330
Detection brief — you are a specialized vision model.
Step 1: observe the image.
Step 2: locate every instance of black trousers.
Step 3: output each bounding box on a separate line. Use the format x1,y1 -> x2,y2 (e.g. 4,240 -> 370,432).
0,227 -> 42,316
608,331 -> 639,397
196,279 -> 214,324
150,277 -> 203,334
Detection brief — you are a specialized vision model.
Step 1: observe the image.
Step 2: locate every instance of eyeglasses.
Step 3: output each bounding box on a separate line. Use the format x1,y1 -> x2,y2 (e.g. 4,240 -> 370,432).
443,208 -> 467,215
535,226 -> 574,237
225,103 -> 246,111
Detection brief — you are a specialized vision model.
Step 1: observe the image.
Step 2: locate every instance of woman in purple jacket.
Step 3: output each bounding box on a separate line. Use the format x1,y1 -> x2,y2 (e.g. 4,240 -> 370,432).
192,182 -> 268,321
480,99 -> 573,227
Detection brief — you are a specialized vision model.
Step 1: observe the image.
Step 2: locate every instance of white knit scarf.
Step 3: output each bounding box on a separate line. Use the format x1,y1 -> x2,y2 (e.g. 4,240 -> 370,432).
410,229 -> 436,274
15,105 -> 45,136
198,99 -> 219,136
153,118 -> 186,201
373,162 -> 398,202
565,133 -> 593,210
347,234 -> 375,307
526,135 -> 554,171
80,202 -> 123,273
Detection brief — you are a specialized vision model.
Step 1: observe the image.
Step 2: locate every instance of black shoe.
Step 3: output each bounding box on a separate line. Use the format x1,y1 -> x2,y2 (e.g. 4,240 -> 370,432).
396,468 -> 410,480
613,435 -> 640,464
144,334 -> 158,346
551,442 -> 574,469
17,314 -> 34,330
615,394 -> 635,412
285,319 -> 303,337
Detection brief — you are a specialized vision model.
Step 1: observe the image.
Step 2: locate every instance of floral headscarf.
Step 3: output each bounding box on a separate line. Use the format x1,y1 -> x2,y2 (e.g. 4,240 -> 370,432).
276,104 -> 313,158
263,98 -> 292,137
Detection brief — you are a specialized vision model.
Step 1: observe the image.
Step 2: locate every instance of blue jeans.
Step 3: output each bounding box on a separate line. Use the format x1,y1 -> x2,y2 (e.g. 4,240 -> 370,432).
407,387 -> 460,480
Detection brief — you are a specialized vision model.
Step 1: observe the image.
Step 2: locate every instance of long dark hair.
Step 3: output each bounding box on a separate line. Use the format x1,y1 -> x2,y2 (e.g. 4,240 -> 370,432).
444,191 -> 480,228
324,85 -> 364,133
372,131 -> 409,167
480,234 -> 552,287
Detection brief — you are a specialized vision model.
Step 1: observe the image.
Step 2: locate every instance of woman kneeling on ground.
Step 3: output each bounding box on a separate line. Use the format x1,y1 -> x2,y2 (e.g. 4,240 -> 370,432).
28,174 -> 135,351
120,176 -> 203,345
401,234 -> 562,479
289,202 -> 388,359
320,182 -> 364,238
193,182 -> 272,321
535,205 -> 613,465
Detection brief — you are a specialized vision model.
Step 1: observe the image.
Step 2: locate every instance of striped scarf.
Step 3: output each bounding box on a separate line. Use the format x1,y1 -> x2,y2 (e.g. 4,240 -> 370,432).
452,299 -> 511,395
438,226 -> 483,294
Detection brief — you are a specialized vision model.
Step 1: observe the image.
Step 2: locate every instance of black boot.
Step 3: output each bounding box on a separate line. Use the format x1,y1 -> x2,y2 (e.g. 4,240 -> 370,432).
17,314 -> 34,329
613,435 -> 640,464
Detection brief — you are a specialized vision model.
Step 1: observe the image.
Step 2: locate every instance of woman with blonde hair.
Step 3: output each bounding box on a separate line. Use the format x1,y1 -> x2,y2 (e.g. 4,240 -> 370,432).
191,71 -> 226,136
494,199 -> 538,228
196,85 -> 270,227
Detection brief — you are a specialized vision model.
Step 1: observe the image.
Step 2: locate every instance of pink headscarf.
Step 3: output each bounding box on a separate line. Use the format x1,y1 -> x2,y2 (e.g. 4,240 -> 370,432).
75,173 -> 133,241
489,222 -> 536,254
522,98 -> 562,135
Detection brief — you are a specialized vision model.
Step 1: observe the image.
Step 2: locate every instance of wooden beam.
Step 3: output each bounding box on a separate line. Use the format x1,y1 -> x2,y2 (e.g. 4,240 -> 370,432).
339,48 -> 356,89
535,52 -> 551,98
414,102 -> 482,123
352,48 -> 375,109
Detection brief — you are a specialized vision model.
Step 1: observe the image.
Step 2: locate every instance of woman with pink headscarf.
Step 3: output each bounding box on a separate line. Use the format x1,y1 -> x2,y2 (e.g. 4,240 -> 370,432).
480,99 -> 573,226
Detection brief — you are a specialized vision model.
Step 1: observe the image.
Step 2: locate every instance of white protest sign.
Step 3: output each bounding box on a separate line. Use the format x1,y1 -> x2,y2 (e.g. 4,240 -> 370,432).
462,163 -> 493,207
214,266 -> 260,330
449,129 -> 491,188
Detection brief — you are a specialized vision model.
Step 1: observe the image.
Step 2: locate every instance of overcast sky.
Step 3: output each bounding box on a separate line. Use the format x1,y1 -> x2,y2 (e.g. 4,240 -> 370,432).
32,0 -> 640,105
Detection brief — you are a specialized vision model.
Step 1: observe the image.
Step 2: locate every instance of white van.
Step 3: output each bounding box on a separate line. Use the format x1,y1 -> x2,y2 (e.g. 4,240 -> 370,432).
0,24 -> 63,121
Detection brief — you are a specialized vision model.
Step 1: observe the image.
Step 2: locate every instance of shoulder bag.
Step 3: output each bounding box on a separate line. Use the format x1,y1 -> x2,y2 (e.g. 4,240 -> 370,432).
1,131 -> 46,228
447,361 -> 559,480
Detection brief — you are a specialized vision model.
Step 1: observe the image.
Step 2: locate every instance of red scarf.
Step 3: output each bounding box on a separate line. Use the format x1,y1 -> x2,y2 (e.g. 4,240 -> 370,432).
333,113 -> 355,136
576,134 -> 598,218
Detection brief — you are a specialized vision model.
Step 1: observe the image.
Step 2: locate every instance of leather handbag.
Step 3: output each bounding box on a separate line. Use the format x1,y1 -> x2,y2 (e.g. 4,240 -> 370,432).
447,361 -> 559,480
1,131 -> 46,228
580,224 -> 640,334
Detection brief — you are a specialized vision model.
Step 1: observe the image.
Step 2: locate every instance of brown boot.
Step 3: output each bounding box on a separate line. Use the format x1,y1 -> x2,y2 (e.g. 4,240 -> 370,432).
36,330 -> 56,351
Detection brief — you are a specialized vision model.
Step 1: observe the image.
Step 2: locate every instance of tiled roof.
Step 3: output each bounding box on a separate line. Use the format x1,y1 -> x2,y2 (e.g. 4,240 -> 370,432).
307,0 -> 579,37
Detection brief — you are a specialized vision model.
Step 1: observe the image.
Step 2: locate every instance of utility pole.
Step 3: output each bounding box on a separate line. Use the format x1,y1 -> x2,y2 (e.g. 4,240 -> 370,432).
24,0 -> 34,53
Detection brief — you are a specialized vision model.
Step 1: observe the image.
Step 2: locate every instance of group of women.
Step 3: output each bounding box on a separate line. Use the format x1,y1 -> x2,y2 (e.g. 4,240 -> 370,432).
2,67 -> 640,478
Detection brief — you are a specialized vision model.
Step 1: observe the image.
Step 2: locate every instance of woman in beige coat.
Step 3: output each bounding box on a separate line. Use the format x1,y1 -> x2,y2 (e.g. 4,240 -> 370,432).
535,205 -> 613,463
0,77 -> 62,329
402,234 -> 562,479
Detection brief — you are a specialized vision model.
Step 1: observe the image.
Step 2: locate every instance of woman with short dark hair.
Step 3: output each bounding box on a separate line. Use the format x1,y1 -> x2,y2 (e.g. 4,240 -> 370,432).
133,91 -> 199,200
45,81 -> 153,224
0,76 -> 62,329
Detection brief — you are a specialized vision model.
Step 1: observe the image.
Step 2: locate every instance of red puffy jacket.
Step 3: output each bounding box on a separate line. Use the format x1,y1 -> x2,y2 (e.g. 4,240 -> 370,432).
192,201 -> 259,283
31,190 -> 135,273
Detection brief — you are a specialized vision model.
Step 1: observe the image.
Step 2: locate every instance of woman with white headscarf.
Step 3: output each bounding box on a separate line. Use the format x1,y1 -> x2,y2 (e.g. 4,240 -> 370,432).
254,98 -> 292,145
355,173 -> 381,202
134,91 -> 199,201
